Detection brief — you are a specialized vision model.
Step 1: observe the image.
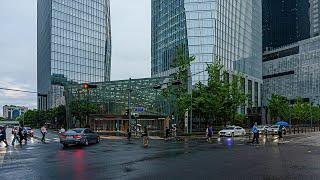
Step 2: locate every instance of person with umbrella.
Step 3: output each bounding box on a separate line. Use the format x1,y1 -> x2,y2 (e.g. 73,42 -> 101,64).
275,118 -> 289,143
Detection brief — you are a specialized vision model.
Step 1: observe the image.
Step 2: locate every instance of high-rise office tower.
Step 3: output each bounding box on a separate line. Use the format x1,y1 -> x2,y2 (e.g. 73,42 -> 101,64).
152,0 -> 263,108
37,0 -> 111,110
262,0 -> 310,50
310,0 -> 320,37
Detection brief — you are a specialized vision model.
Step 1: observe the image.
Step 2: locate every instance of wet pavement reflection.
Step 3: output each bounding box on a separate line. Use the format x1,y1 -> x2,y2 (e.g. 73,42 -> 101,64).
0,130 -> 319,179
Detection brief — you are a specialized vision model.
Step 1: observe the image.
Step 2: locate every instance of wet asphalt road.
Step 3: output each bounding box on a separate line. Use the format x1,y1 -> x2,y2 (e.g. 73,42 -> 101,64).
0,131 -> 320,180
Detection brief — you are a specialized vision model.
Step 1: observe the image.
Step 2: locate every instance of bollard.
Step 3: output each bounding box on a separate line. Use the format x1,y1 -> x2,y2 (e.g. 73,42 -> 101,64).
293,127 -> 295,134
298,127 -> 300,133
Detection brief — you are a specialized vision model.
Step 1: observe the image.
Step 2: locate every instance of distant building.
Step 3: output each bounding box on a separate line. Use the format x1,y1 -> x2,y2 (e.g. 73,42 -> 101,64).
263,0 -> 310,50
37,0 -> 112,110
262,36 -> 320,106
3,105 -> 28,120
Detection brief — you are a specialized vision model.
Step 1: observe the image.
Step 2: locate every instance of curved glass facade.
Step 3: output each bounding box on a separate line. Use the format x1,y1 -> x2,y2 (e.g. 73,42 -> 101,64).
37,0 -> 111,110
152,0 -> 263,108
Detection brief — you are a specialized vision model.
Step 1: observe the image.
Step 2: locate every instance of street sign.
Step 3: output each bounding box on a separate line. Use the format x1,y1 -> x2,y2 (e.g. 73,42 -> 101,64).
134,107 -> 144,113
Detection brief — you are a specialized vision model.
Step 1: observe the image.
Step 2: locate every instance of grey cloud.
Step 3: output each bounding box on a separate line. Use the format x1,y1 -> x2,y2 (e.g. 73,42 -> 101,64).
0,0 -> 151,116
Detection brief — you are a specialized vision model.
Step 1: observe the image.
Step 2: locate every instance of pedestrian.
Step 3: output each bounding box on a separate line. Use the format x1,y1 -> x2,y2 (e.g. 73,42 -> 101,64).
142,126 -> 148,147
206,124 -> 213,143
22,126 -> 28,143
127,127 -> 132,141
165,126 -> 170,140
0,126 -> 8,147
18,126 -> 24,145
278,125 -> 284,143
40,125 -> 47,143
252,122 -> 259,144
172,124 -> 177,138
11,127 -> 19,146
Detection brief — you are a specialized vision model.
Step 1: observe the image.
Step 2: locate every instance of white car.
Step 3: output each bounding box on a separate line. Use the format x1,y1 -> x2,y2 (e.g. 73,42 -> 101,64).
257,125 -> 269,134
218,126 -> 246,137
267,125 -> 287,135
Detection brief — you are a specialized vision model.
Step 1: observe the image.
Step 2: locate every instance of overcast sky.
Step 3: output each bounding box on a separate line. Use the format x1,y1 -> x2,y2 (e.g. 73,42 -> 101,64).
0,0 -> 151,116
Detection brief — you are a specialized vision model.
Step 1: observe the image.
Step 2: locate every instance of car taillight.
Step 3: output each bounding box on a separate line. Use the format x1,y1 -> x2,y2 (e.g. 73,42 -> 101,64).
73,135 -> 81,139
60,134 -> 66,139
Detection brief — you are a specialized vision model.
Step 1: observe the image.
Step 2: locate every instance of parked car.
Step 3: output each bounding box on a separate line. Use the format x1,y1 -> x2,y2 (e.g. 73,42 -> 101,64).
257,125 -> 269,134
59,128 -> 100,148
25,127 -> 34,137
267,125 -> 286,135
218,126 -> 246,137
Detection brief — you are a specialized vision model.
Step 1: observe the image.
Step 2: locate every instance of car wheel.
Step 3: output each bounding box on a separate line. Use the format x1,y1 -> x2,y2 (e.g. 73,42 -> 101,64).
63,144 -> 68,148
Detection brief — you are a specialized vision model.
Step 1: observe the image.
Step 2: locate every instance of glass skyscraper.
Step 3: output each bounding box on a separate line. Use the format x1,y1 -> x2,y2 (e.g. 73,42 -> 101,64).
262,0 -> 310,50
152,0 -> 263,108
37,0 -> 111,110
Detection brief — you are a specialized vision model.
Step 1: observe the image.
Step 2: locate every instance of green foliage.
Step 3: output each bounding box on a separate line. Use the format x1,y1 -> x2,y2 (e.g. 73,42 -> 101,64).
166,50 -> 247,127
268,95 -> 320,125
163,47 -> 194,118
70,100 -> 99,127
199,60 -> 247,125
268,94 -> 290,121
18,105 -> 67,128
0,117 -> 4,121
292,97 -> 311,124
234,114 -> 248,126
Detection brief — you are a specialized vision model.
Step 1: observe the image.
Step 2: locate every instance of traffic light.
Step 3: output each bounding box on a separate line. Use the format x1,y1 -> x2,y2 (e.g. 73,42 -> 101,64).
83,83 -> 98,89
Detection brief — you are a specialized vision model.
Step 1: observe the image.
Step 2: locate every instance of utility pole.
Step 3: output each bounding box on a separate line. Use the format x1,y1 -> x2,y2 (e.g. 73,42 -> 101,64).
128,78 -> 132,128
310,102 -> 313,128
190,91 -> 193,134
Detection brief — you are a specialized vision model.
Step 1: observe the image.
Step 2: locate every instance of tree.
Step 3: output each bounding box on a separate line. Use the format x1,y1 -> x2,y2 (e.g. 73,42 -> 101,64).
0,117 -> 4,121
70,101 -> 99,127
162,47 -> 195,129
292,98 -> 311,124
165,48 -> 247,128
19,110 -> 39,127
268,94 -> 290,122
201,60 -> 247,125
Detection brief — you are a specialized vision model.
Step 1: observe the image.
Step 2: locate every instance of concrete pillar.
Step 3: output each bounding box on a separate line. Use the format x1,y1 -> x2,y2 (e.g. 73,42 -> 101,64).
245,78 -> 249,114
258,83 -> 262,107
252,81 -> 256,107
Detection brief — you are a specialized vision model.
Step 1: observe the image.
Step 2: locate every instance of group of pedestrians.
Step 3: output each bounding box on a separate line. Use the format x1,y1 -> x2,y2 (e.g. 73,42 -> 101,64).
0,124 -> 48,147
0,125 -> 29,146
11,125 -> 29,146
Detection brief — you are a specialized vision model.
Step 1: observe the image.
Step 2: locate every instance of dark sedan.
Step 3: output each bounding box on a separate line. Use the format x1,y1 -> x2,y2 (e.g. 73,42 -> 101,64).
59,128 -> 100,148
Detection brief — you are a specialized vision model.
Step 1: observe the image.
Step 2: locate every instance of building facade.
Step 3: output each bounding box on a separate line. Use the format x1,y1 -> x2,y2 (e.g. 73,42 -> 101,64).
310,0 -> 320,37
3,105 -> 28,120
262,36 -> 320,106
152,0 -> 263,108
65,77 -> 170,131
262,0 -> 310,50
37,0 -> 112,110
